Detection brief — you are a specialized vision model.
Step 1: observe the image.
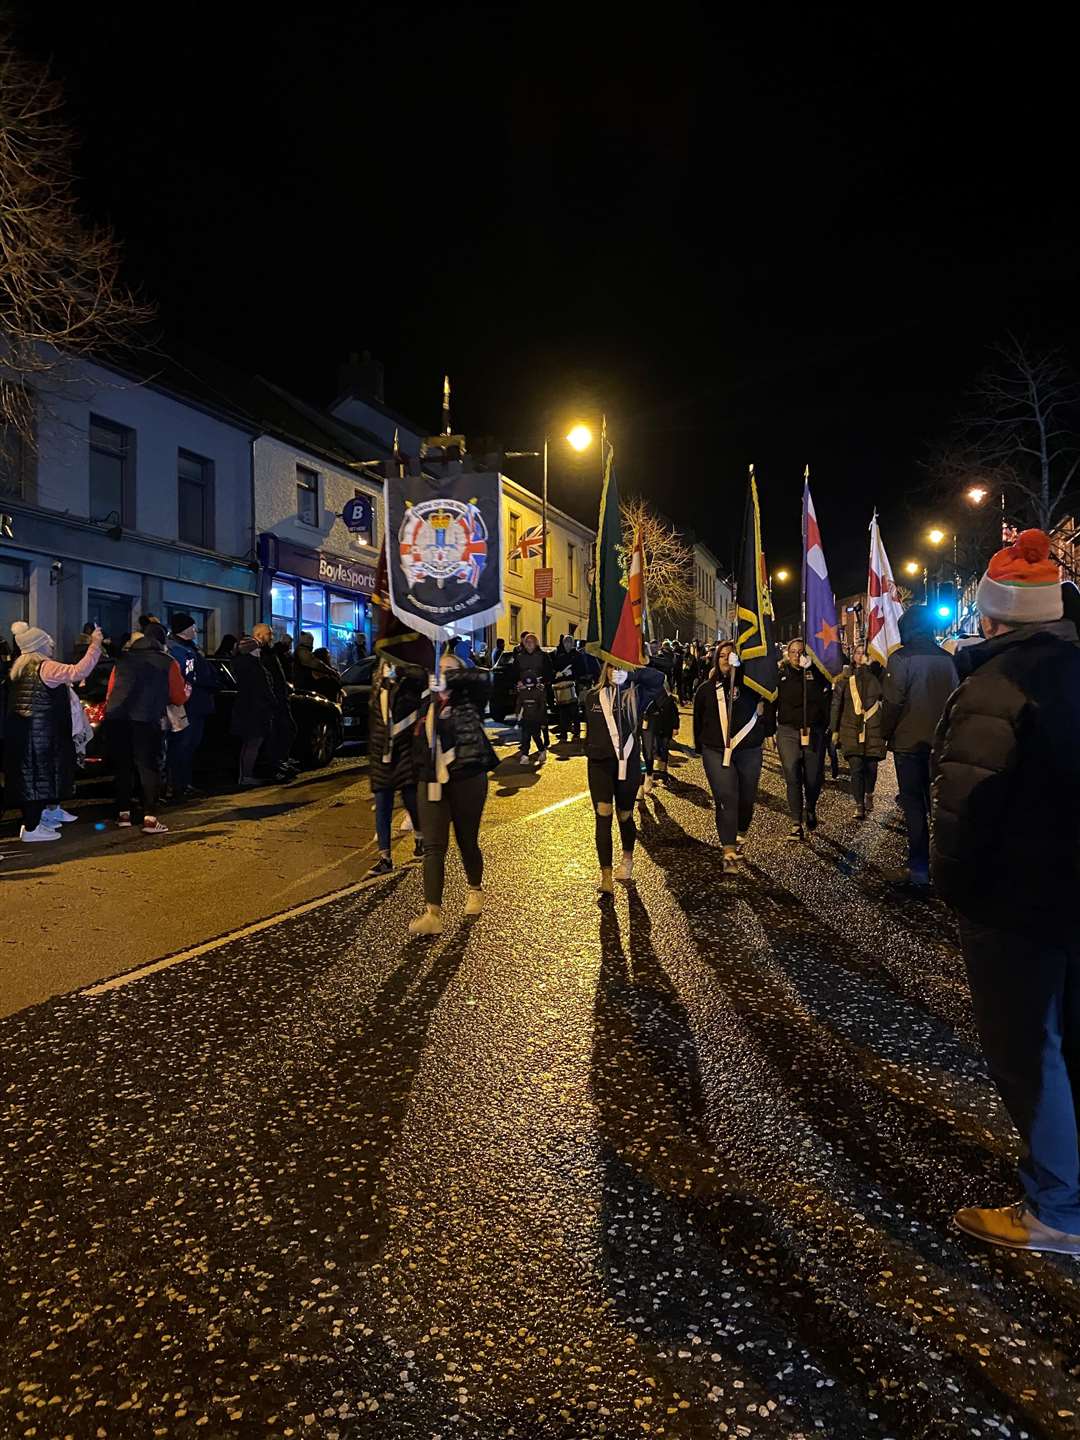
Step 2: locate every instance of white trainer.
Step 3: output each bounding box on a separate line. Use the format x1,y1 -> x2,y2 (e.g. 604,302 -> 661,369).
20,824 -> 60,843
464,887 -> 484,916
42,806 -> 78,825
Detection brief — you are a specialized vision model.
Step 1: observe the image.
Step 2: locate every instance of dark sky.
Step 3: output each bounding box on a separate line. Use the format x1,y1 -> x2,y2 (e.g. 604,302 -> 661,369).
12,4 -> 1080,606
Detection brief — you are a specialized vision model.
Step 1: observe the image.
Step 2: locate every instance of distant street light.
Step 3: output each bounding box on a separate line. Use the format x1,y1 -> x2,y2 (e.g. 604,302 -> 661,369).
903,560 -> 920,576
966,485 -> 988,505
566,424 -> 592,453
927,527 -> 946,546
773,568 -> 790,583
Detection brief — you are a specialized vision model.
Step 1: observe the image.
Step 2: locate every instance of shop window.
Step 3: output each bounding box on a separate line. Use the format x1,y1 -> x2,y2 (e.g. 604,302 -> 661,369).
89,415 -> 134,526
567,541 -> 577,596
178,450 -> 215,549
0,557 -> 28,636
508,511 -> 521,575
300,582 -> 326,651
510,603 -> 522,644
297,465 -> 319,527
327,591 -> 369,669
270,578 -> 298,642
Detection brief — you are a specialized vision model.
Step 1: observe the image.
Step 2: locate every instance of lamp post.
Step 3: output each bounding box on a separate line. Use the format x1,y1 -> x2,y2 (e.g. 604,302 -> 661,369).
506,423 -> 594,646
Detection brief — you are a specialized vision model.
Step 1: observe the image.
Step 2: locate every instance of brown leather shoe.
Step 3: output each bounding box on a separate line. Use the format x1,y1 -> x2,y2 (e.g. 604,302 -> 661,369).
954,1201 -> 1080,1255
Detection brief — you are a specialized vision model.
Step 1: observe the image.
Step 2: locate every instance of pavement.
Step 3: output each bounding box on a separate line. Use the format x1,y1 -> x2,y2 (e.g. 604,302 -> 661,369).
1,725 -> 1078,1439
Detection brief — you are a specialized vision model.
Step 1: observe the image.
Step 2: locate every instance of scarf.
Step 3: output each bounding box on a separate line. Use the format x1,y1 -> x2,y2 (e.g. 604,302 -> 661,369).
424,695 -> 456,801
716,680 -> 759,767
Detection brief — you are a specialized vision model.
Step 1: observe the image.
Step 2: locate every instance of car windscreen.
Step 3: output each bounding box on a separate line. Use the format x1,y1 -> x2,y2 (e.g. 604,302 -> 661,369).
340,659 -> 376,686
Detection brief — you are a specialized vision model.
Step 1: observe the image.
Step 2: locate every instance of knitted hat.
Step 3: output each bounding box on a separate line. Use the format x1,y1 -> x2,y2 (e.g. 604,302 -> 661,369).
169,612 -> 196,634
11,621 -> 52,654
976,529 -> 1063,624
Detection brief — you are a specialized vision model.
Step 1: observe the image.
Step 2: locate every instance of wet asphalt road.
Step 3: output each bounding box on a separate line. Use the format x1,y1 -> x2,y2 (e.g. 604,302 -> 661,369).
2,733 -> 1079,1440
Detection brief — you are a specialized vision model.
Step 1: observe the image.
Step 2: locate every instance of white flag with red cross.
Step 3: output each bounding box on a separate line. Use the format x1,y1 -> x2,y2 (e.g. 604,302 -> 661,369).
866,511 -> 904,665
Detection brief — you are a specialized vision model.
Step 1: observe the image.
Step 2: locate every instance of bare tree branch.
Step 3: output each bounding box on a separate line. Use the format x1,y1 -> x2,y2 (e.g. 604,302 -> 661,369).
618,495 -> 696,625
0,26 -> 152,488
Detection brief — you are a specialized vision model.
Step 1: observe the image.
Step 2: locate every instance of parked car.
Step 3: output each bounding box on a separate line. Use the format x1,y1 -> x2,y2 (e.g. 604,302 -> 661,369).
78,657 -> 342,775
339,655 -> 377,747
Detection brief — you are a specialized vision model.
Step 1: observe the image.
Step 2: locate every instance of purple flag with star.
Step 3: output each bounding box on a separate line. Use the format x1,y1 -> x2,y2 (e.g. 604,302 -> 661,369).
802,479 -> 843,680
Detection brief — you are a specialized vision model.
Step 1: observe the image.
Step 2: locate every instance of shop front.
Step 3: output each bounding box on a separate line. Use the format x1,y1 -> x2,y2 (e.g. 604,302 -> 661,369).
258,534 -> 377,669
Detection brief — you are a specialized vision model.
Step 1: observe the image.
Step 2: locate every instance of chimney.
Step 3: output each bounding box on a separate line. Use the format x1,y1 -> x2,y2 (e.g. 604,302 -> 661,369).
337,349 -> 385,403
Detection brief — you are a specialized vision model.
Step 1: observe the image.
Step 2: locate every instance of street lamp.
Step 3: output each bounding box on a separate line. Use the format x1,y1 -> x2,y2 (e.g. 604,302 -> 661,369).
773,568 -> 790,583
966,485 -> 987,505
506,421 -> 595,645
903,560 -> 920,576
927,527 -> 946,546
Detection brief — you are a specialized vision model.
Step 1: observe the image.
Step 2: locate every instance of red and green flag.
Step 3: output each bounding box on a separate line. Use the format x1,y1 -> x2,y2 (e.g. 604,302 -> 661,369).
586,443 -> 645,667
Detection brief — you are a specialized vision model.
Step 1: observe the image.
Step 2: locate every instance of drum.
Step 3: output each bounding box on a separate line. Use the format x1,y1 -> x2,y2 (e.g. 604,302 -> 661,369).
553,680 -> 577,706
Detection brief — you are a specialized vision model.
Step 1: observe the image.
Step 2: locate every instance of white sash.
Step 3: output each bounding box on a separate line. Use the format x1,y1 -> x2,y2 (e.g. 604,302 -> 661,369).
717,683 -> 758,767
848,674 -> 881,746
599,684 -> 636,780
424,702 -> 455,801
380,683 -> 419,765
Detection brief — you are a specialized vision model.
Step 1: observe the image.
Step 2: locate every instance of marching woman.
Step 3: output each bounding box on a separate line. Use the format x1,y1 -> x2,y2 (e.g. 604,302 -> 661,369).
584,662 -> 642,892
637,656 -> 680,796
409,651 -> 499,935
830,643 -> 886,820
693,640 -> 772,872
367,656 -> 426,876
775,637 -> 833,840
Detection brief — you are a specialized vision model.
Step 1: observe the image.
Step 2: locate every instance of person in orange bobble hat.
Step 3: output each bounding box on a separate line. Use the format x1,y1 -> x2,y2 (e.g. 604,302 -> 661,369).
932,529 -> 1080,1254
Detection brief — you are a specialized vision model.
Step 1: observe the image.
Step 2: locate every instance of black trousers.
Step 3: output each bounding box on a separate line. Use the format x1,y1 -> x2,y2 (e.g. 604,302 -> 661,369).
588,758 -> 639,867
775,724 -> 826,823
417,773 -> 488,905
107,716 -> 163,817
849,755 -> 879,807
556,701 -> 580,740
701,744 -> 763,845
894,749 -> 931,879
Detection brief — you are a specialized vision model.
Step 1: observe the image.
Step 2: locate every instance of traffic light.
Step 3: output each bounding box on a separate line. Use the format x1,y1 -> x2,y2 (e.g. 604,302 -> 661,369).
934,579 -> 957,625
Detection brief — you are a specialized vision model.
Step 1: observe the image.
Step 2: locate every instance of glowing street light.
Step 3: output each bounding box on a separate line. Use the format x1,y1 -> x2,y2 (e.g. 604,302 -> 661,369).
566,424 -> 592,453
966,485 -> 988,505
774,568 -> 790,583
927,527 -> 946,546
903,560 -> 920,576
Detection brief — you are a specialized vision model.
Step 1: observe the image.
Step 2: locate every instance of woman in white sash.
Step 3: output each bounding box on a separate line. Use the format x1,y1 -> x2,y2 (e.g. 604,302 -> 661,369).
693,641 -> 772,872
583,663 -> 642,892
830,644 -> 886,820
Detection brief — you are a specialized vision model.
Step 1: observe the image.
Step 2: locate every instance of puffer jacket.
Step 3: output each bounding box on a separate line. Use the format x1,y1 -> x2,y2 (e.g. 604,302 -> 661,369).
368,669 -> 425,792
931,619 -> 1080,938
4,655 -> 75,803
830,665 -> 887,759
693,671 -> 772,751
881,619 -> 958,753
414,669 -> 496,782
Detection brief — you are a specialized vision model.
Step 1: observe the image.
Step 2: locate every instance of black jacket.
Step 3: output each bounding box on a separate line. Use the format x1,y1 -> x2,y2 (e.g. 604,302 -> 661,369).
230,653 -> 275,739
881,636 -> 958,754
693,672 -> 771,751
260,646 -> 291,710
4,655 -> 76,804
830,665 -> 887,759
106,638 -> 173,724
368,670 -> 424,791
931,620 -> 1080,938
514,647 -> 551,686
415,670 -> 496,782
551,645 -> 589,683
775,660 -> 832,730
584,681 -> 641,768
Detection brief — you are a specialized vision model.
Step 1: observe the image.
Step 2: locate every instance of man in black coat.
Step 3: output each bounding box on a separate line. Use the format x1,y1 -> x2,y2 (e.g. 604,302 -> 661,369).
880,605 -> 958,884
932,532 -> 1080,1255
254,623 -> 298,782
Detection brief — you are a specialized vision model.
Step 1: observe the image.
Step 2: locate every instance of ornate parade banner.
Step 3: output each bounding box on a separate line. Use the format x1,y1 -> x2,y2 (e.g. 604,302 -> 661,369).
383,468 -> 505,643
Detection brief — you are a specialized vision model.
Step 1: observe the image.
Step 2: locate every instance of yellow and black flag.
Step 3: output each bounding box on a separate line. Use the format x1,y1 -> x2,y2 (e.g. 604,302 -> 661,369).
736,467 -> 778,702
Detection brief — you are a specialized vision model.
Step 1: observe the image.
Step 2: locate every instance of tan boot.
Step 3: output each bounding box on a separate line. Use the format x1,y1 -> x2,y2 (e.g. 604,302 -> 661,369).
464,887 -> 483,917
408,904 -> 444,936
598,868 -> 614,895
722,844 -> 739,874
614,852 -> 634,883
954,1201 -> 1080,1254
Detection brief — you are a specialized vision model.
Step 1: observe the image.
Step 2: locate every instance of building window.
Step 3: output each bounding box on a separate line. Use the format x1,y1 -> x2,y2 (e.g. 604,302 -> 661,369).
300,582 -> 326,650
271,577 -> 298,642
89,415 -> 134,525
297,465 -> 319,527
86,588 -> 135,649
0,557 -> 28,636
510,603 -> 522,643
567,541 -> 577,596
508,511 -> 521,575
178,449 -> 215,549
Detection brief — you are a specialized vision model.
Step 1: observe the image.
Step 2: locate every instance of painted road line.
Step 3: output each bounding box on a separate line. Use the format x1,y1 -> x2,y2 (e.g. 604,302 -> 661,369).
82,873 -> 388,996
519,790 -> 589,823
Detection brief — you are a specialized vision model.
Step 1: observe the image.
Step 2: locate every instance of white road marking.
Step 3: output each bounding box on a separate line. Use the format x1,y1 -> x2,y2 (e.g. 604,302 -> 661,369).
518,790 -> 589,822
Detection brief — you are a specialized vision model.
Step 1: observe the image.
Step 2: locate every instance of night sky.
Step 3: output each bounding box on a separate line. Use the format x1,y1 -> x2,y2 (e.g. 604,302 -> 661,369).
11,5 -> 1080,608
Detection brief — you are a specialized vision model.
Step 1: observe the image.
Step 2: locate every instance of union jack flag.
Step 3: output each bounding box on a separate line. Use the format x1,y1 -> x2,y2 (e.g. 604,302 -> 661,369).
508,523 -> 544,561
462,505 -> 489,587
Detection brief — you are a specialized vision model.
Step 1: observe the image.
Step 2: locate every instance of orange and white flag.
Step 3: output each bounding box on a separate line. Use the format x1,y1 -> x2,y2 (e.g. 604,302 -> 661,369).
866,511 -> 904,665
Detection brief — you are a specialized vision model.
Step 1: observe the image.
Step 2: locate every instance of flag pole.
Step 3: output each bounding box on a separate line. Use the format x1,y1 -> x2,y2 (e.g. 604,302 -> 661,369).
541,431 -> 549,646
801,464 -> 809,743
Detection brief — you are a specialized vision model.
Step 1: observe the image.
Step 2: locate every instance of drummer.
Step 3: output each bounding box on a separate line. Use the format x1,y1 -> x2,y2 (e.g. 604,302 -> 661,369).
552,633 -> 590,744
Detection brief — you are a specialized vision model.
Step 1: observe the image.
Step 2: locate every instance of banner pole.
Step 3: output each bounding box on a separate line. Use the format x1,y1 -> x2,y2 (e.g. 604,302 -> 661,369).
801,466 -> 809,740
